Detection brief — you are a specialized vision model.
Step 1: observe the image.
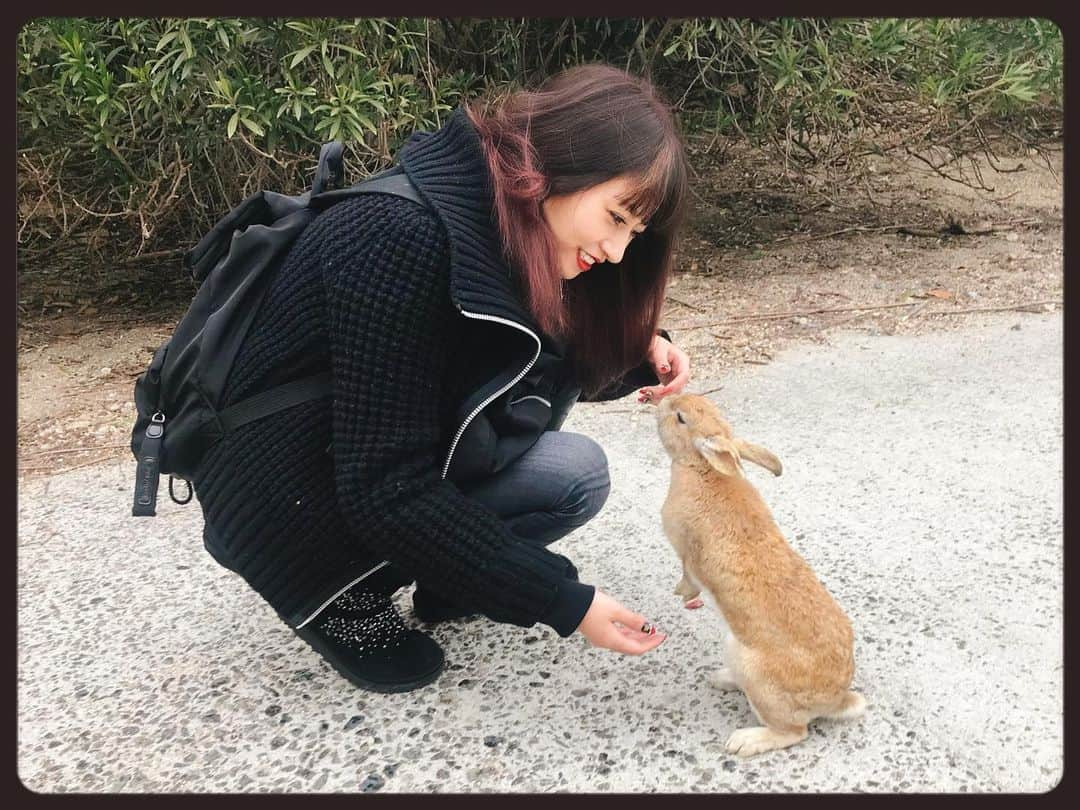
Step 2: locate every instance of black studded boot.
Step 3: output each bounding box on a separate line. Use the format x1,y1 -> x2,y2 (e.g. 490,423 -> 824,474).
293,571 -> 444,693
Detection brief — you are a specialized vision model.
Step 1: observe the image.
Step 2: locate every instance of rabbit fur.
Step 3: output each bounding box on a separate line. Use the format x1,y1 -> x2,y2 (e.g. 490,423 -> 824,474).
656,392 -> 865,757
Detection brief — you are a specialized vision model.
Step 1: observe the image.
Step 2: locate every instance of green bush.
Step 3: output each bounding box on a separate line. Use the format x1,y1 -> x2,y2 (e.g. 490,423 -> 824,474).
16,17 -> 1062,299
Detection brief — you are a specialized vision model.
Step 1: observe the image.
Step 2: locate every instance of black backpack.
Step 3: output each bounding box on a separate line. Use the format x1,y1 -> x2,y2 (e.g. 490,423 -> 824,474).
130,142 -> 428,516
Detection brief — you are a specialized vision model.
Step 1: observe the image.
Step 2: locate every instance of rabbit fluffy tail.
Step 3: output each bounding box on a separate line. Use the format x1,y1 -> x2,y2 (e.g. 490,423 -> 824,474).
823,690 -> 867,721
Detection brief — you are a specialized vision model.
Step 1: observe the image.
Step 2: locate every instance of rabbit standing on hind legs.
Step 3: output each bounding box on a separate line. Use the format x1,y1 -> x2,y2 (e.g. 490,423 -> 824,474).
656,393 -> 866,758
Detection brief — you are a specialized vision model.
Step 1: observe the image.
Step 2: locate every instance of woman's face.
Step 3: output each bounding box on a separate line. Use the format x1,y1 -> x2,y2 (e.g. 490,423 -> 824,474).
541,175 -> 648,280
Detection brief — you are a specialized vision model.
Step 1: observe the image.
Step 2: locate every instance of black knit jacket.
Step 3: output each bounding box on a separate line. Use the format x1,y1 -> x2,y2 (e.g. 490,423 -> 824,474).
193,107 -> 662,635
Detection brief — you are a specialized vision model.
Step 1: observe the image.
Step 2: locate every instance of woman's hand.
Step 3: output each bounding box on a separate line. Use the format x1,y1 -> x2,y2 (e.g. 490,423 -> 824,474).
575,589 -> 667,655
638,334 -> 690,404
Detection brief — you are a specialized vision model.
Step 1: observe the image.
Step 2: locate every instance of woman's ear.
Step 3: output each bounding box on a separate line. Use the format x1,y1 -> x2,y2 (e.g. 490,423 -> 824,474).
693,436 -> 743,477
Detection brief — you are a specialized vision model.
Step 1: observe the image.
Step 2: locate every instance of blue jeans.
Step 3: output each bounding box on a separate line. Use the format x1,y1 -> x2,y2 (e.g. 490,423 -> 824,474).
398,431 -> 609,611
458,430 -> 611,547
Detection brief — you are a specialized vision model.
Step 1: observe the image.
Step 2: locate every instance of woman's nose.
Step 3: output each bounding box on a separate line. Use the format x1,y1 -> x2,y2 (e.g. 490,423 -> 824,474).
601,233 -> 632,264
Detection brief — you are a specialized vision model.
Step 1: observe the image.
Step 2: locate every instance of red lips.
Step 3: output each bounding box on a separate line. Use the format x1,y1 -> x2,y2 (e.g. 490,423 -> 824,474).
577,249 -> 599,271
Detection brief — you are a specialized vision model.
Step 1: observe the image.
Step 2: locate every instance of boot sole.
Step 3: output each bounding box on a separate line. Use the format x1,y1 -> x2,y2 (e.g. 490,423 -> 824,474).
293,625 -> 444,694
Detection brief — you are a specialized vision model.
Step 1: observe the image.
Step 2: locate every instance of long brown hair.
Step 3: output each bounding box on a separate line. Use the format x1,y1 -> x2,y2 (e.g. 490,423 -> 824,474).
467,64 -> 689,396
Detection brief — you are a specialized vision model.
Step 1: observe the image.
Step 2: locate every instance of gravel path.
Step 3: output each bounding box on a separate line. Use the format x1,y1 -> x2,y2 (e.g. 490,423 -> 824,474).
18,311 -> 1062,793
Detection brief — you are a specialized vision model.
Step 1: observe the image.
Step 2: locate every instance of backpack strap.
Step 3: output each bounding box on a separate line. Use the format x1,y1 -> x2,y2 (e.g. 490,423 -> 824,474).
353,170 -> 425,206
211,169 -> 426,434
311,164 -> 427,210
206,167 -> 427,438
217,371 -> 333,433
313,142 -> 345,196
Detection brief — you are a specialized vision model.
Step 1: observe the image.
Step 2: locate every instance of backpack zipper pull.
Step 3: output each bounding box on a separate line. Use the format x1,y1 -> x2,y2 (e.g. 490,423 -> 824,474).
132,411 -> 165,517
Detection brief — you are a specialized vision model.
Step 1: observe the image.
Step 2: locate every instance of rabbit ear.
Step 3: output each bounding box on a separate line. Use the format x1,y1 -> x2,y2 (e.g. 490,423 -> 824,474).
694,436 -> 743,477
735,439 -> 782,476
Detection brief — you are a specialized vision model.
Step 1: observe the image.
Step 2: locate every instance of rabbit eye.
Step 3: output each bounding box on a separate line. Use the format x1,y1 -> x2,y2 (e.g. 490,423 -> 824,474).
676,411 -> 686,425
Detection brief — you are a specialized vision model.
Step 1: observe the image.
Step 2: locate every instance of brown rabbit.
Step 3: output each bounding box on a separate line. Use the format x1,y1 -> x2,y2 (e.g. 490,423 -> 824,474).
656,392 -> 866,757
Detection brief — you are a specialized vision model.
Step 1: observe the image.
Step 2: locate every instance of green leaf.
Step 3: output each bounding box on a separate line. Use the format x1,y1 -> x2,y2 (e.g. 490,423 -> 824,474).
104,45 -> 125,65
240,116 -> 264,136
178,27 -> 194,59
289,45 -> 317,69
155,31 -> 178,52
352,111 -> 377,133
227,111 -> 239,138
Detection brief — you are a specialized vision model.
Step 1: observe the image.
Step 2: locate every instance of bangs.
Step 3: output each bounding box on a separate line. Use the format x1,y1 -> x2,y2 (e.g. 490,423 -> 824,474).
616,145 -> 687,234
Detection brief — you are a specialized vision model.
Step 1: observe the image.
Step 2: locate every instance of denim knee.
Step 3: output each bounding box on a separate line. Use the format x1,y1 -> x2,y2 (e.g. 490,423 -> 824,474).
556,436 -> 611,525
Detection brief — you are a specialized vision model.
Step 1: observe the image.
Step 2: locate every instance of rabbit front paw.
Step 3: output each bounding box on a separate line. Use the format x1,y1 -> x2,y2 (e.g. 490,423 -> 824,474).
673,574 -> 700,603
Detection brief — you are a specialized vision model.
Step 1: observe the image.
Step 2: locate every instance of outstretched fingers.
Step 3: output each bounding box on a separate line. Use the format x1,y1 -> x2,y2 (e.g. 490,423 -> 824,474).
608,605 -> 666,654
609,623 -> 667,655
578,590 -> 667,655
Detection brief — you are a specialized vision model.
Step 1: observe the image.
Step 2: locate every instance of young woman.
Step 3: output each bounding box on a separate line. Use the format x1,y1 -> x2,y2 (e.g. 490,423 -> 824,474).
194,63 -> 691,693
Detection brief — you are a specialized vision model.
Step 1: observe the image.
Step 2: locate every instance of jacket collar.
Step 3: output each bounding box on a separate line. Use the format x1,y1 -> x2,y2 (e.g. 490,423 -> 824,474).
398,107 -> 540,335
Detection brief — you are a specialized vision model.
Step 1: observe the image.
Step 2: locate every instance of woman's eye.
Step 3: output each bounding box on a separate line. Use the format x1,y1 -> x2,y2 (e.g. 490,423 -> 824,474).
677,412 -> 686,425
613,211 -> 641,241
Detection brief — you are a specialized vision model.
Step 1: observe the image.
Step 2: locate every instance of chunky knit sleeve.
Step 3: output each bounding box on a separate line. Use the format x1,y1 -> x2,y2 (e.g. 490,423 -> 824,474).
320,195 -> 594,636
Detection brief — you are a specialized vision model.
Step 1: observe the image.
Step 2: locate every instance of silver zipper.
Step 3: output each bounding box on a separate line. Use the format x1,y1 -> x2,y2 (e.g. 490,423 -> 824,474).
441,311 -> 541,480
295,560 -> 391,629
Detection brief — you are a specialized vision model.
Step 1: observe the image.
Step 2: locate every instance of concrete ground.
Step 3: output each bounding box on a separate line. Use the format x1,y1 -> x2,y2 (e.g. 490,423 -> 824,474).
17,312 -> 1062,793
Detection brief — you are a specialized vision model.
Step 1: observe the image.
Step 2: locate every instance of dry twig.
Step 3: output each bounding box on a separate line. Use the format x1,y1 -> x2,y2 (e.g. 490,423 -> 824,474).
673,297 -> 1059,330
20,444 -> 129,459
665,294 -> 706,312
922,300 -> 1059,317
673,301 -> 925,329
117,248 -> 186,266
774,217 -> 1042,243
20,453 -> 122,474
898,300 -> 933,324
